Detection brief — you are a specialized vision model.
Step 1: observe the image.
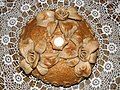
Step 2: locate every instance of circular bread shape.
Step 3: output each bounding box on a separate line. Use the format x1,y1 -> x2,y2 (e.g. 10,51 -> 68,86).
19,7 -> 99,87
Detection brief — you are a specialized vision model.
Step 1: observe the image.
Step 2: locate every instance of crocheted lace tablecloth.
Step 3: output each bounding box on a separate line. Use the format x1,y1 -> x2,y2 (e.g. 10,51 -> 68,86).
0,0 -> 120,90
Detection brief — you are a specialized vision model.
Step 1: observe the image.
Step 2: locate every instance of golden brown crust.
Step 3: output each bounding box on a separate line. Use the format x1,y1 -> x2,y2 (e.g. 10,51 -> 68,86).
32,59 -> 82,87
20,19 -> 47,45
19,7 -> 99,87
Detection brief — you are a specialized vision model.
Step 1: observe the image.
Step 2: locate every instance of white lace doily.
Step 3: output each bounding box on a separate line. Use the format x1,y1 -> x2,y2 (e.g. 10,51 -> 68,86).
0,0 -> 120,90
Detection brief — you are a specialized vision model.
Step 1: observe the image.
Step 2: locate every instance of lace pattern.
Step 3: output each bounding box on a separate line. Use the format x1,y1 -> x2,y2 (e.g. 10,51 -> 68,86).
0,0 -> 119,90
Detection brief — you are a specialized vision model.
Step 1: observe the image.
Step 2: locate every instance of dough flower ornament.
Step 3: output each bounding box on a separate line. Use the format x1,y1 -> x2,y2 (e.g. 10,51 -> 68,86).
79,37 -> 99,63
36,7 -> 82,37
18,7 -> 99,87
55,7 -> 69,21
74,37 -> 99,78
19,38 -> 40,74
75,60 -> 91,77
56,7 -> 82,38
55,7 -> 82,21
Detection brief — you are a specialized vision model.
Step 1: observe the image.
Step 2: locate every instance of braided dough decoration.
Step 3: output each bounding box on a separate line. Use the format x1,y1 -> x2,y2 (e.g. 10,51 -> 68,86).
19,7 -> 99,87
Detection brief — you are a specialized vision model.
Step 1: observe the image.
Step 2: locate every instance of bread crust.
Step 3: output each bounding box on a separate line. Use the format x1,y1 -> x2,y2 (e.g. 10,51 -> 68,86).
19,7 -> 99,87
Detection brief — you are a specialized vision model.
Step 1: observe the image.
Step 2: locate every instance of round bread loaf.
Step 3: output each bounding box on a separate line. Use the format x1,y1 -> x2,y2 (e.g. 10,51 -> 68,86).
19,7 -> 99,87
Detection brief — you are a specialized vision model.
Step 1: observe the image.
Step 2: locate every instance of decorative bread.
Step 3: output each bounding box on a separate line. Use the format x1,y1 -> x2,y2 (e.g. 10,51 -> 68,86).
19,7 -> 99,87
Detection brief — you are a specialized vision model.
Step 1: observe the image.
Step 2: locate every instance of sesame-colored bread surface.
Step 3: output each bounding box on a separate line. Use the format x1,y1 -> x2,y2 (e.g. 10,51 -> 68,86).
19,7 -> 99,87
